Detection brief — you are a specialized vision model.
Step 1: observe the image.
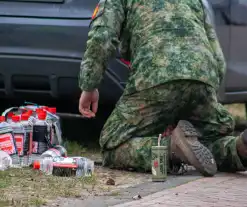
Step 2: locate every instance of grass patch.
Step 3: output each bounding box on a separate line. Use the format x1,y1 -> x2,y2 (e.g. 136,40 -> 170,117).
224,103 -> 246,120
224,103 -> 247,129
0,141 -> 101,206
63,140 -> 102,163
109,191 -> 121,196
0,141 -> 150,206
0,167 -> 97,206
29,198 -> 47,206
0,168 -> 96,206
0,171 -> 11,188
64,140 -> 87,156
0,164 -> 151,206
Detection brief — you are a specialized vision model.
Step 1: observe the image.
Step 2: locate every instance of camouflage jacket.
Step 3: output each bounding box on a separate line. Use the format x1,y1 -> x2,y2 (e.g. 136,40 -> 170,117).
79,0 -> 226,94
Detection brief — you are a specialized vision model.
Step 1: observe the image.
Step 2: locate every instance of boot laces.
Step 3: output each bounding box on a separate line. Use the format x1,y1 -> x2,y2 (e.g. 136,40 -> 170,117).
169,152 -> 189,175
170,162 -> 188,175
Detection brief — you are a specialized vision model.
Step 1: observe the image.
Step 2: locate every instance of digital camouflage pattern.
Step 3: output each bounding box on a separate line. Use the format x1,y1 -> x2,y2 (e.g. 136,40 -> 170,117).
101,81 -> 246,172
79,0 -> 247,172
79,0 -> 225,92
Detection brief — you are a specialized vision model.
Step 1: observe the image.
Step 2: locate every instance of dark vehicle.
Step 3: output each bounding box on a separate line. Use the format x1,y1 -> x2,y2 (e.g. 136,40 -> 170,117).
209,0 -> 247,104
0,0 -> 247,112
0,0 -> 128,116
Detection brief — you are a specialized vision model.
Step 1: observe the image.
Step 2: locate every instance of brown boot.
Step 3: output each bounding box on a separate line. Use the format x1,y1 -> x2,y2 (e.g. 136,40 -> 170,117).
170,120 -> 217,177
236,129 -> 247,159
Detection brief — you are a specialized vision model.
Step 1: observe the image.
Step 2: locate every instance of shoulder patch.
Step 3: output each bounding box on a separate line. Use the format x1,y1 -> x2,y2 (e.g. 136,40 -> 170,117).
91,0 -> 106,20
92,4 -> 100,20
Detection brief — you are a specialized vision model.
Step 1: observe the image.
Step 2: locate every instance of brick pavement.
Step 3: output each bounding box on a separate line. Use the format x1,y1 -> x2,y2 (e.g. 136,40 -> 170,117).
112,172 -> 247,207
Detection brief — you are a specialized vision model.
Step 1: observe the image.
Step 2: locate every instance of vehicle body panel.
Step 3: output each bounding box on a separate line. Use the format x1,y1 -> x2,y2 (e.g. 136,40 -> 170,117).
0,0 -> 246,106
0,0 -> 128,105
209,0 -> 247,103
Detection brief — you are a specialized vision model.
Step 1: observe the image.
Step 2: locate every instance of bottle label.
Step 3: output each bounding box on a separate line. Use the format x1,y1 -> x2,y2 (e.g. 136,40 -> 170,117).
15,134 -> 24,156
53,163 -> 78,168
0,133 -> 17,155
53,157 -> 75,163
53,157 -> 77,168
32,141 -> 38,153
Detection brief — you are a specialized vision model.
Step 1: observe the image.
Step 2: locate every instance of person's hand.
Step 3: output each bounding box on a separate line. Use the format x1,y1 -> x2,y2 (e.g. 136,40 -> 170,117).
79,89 -> 99,118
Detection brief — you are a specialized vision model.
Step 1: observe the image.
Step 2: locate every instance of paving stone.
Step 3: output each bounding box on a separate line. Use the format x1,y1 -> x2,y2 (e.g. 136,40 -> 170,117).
113,172 -> 247,207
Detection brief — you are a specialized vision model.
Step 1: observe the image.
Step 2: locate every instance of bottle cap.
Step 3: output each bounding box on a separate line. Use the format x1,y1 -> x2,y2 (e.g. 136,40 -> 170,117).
8,112 -> 14,118
48,107 -> 56,114
41,106 -> 49,110
0,116 -> 5,122
12,115 -> 20,122
21,113 -> 29,121
38,112 -> 47,120
36,108 -> 43,114
27,110 -> 33,115
33,160 -> 40,169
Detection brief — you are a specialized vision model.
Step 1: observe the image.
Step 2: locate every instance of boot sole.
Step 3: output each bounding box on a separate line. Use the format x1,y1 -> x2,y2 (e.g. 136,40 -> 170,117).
172,120 -> 217,177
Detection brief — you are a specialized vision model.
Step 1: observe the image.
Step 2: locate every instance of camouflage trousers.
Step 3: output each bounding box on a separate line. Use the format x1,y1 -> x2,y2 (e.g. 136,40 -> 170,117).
100,80 -> 246,172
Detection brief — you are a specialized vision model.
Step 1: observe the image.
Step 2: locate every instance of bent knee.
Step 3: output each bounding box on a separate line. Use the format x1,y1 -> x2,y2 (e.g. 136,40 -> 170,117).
102,141 -> 152,172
